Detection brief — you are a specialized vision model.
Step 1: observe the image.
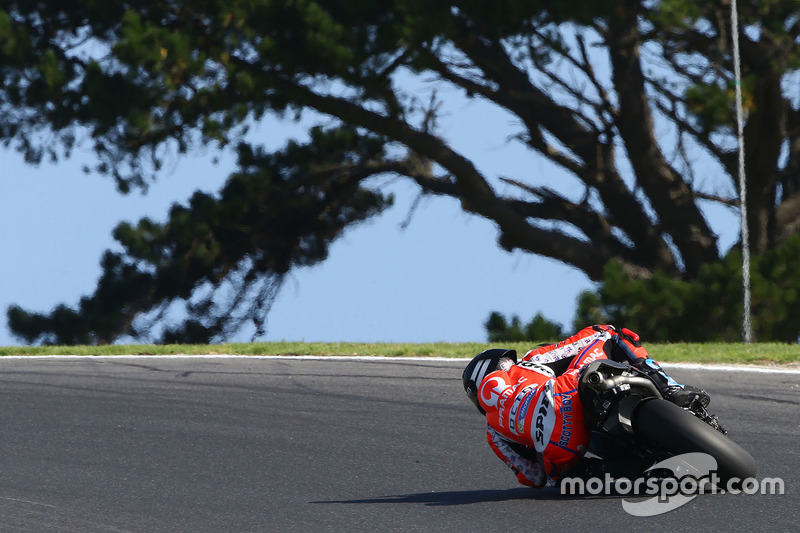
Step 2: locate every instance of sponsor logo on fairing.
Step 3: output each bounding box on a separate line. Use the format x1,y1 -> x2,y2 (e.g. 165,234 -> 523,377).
558,395 -> 574,447
579,344 -> 607,366
508,385 -> 533,436
531,381 -> 556,452
479,376 -> 514,424
516,386 -> 537,433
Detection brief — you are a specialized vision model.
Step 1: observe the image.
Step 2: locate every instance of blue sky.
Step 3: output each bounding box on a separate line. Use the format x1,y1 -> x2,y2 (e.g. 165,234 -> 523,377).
0,89 -> 741,346
0,152 -> 590,345
0,101 -> 591,346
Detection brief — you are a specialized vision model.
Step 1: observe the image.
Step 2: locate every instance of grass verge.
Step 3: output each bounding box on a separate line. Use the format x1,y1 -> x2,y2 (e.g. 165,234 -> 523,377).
0,341 -> 799,365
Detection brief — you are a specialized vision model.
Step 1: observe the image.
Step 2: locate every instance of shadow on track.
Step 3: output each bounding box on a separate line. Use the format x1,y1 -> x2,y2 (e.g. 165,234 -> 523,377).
313,487 -> 619,507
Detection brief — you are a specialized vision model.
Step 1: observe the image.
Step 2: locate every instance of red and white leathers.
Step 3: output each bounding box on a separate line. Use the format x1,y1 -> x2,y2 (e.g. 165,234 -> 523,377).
478,325 -> 652,487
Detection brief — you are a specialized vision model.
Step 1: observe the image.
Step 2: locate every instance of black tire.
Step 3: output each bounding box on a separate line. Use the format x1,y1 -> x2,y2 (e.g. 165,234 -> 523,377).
633,398 -> 756,485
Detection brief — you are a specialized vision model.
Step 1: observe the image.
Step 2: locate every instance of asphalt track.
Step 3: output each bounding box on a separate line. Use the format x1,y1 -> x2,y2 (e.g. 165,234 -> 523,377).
0,356 -> 797,532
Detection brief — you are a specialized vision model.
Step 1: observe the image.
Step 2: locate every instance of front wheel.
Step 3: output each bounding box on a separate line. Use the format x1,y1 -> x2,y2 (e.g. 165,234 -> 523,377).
633,399 -> 756,485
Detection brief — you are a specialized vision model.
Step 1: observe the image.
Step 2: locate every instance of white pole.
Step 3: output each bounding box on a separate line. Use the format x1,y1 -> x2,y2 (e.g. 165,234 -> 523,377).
730,0 -> 753,342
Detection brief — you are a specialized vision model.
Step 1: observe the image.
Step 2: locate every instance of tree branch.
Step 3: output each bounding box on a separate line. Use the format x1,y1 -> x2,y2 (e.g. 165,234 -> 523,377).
607,4 -> 718,275
646,79 -> 737,177
279,78 -> 628,278
419,26 -> 678,273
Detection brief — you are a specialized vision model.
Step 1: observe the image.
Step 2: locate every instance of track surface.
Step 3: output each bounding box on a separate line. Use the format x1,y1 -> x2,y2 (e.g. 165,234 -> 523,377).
0,357 -> 796,532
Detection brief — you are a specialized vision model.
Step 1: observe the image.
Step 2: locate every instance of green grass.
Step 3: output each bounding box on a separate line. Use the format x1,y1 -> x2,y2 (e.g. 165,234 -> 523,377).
0,341 -> 799,365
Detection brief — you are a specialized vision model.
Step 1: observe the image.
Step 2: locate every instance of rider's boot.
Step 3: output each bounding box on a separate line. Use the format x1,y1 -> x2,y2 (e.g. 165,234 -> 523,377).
631,357 -> 711,408
607,331 -> 710,408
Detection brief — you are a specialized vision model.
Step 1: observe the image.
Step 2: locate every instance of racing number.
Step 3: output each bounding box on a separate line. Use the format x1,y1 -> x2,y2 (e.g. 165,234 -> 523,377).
518,360 -> 555,377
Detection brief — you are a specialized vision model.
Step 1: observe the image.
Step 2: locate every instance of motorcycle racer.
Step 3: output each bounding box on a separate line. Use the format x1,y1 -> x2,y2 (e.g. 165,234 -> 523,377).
462,324 -> 710,487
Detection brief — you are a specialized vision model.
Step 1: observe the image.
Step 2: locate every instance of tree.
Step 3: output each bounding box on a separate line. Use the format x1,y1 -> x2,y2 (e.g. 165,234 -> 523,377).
485,311 -> 563,343
573,235 -> 800,342
6,128 -> 392,344
2,1 -> 799,343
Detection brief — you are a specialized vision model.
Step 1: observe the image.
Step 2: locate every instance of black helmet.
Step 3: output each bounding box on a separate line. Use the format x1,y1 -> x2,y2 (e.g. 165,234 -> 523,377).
462,349 -> 517,414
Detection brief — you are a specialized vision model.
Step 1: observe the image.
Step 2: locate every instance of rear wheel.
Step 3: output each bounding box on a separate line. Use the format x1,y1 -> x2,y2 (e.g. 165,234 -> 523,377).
633,399 -> 756,485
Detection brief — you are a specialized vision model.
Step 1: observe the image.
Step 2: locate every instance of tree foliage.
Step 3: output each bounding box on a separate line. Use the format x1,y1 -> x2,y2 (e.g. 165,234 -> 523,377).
2,0 -> 800,343
8,127 -> 392,343
573,234 -> 800,342
485,311 -> 563,343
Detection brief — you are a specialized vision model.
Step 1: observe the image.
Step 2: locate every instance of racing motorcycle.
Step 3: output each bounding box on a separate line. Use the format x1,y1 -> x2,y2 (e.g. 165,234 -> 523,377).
576,359 -> 756,486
